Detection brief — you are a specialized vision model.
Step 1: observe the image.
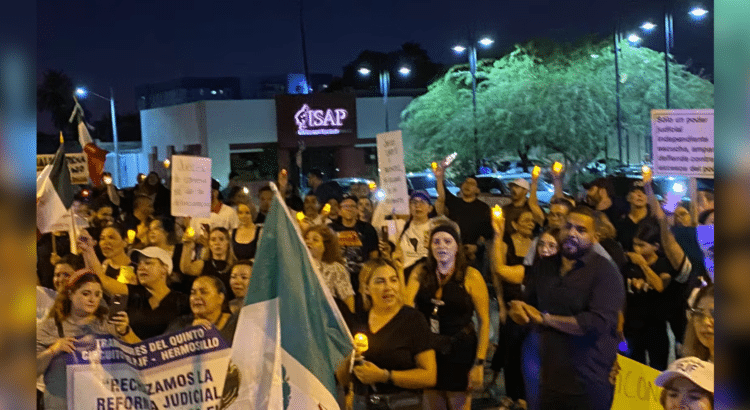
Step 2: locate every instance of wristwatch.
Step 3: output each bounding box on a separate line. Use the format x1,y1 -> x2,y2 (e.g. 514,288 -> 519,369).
474,358 -> 485,367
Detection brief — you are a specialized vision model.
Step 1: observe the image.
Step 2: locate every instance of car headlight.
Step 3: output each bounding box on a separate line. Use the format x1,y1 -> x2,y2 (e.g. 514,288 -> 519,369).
673,183 -> 685,193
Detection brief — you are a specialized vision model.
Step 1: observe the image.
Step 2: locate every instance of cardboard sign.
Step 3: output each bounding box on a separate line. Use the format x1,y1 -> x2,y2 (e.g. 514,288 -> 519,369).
170,155 -> 212,218
66,327 -> 231,410
37,153 -> 90,185
611,355 -> 663,410
376,131 -> 409,214
651,109 -> 714,178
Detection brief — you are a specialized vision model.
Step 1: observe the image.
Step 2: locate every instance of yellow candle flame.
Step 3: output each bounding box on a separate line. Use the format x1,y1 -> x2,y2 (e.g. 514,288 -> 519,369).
186,227 -> 195,237
296,212 -> 305,221
642,165 -> 651,174
552,162 -> 563,173
532,166 -> 541,177
354,333 -> 369,353
431,162 -> 438,170
322,203 -> 331,213
127,230 -> 136,244
492,205 -> 503,219
103,175 -> 113,185
163,159 -> 171,168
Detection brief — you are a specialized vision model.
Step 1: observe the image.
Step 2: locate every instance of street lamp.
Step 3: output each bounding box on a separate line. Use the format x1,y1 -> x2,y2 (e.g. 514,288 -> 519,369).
358,65 -> 411,131
76,86 -> 121,187
453,36 -> 493,172
664,3 -> 709,109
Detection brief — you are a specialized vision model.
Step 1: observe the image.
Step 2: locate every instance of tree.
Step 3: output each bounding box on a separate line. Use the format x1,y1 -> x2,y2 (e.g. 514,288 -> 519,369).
37,70 -> 78,135
400,37 -> 714,185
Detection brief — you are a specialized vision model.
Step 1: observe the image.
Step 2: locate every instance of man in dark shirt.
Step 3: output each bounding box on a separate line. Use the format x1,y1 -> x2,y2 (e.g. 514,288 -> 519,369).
307,168 -> 343,205
581,177 -> 624,226
510,206 -> 625,410
329,194 -> 379,293
434,166 -> 492,263
255,185 -> 274,224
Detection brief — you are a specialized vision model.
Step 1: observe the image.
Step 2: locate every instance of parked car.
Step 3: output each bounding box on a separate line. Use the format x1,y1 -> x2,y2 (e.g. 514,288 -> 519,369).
330,177 -> 385,201
406,172 -> 460,200
475,173 -> 558,206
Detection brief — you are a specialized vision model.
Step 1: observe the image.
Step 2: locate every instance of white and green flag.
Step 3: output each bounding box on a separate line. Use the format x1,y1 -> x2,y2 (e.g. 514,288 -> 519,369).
224,185 -> 353,410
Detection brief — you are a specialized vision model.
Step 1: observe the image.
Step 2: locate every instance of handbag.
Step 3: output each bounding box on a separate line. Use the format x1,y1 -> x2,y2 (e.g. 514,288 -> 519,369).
354,391 -> 422,410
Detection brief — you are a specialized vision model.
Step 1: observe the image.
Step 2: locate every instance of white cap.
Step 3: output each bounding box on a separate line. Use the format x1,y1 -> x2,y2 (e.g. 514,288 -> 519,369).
130,247 -> 173,273
509,178 -> 530,191
654,357 -> 713,393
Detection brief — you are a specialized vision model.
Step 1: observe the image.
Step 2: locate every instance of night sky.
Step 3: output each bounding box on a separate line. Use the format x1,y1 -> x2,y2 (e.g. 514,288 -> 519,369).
37,0 -> 713,133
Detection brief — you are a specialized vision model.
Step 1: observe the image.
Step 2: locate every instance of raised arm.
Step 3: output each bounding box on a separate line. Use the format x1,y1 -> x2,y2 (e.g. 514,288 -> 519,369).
551,164 -> 565,200
179,234 -> 205,277
527,171 -> 546,226
491,213 -> 525,284
644,177 -> 691,281
433,166 -> 446,216
77,230 -> 128,296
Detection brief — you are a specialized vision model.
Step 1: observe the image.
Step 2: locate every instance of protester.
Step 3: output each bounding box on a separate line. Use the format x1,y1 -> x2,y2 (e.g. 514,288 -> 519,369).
37,271 -> 137,409
307,168 -> 343,205
84,224 -> 137,285
406,222 -> 490,410
654,357 -> 714,410
502,176 -> 545,232
489,210 -> 536,408
232,202 -> 262,260
581,177 -> 623,226
394,191 -> 437,282
80,241 -> 190,340
594,211 -> 628,273
682,284 -> 714,362
304,224 -> 355,313
329,194 -> 379,294
189,179 -> 240,233
146,216 -> 187,290
165,275 -> 238,346
38,255 -> 85,321
358,196 -> 375,224
622,222 -> 676,370
123,194 -> 154,246
509,206 -> 624,409
228,260 -> 253,315
434,165 -> 493,265
335,258 -> 436,410
616,181 -> 658,252
673,202 -> 694,228
255,185 -> 274,224
181,226 -> 238,298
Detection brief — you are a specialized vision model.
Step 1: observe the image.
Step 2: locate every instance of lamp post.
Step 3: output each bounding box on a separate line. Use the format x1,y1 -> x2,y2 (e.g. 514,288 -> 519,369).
358,66 -> 411,132
75,86 -> 120,186
453,37 -> 493,173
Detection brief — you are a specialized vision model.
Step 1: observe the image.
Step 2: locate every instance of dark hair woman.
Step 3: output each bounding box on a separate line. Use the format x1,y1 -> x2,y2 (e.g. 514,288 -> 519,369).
165,275 -> 238,346
405,222 -> 490,410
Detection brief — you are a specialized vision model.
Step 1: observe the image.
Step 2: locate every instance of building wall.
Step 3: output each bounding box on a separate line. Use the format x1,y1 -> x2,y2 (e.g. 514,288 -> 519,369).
140,96 -> 415,187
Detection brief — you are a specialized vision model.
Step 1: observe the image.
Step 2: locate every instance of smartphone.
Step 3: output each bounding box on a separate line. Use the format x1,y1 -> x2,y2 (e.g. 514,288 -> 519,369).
109,294 -> 127,319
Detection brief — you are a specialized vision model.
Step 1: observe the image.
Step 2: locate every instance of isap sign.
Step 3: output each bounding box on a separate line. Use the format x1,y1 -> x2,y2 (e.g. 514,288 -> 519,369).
294,104 -> 348,136
275,94 -> 358,148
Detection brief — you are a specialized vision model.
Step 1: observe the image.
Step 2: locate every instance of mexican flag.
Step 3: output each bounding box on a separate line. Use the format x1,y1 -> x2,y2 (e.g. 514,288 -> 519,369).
37,135 -> 75,233
224,185 -> 353,410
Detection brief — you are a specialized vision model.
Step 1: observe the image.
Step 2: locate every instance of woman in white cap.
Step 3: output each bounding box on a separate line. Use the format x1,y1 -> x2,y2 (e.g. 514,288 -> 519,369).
654,356 -> 713,409
78,239 -> 191,341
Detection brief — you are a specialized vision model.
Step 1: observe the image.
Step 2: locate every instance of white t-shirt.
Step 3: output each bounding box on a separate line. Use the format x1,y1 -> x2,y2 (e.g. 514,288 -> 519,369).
191,203 -> 240,233
398,219 -> 435,269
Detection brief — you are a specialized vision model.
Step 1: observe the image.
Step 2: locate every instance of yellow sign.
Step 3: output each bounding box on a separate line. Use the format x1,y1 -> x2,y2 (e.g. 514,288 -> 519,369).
610,355 -> 663,410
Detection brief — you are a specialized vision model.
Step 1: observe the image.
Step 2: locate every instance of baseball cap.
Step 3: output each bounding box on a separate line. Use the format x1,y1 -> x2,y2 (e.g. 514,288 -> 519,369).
409,190 -> 432,204
130,247 -> 173,273
211,178 -> 221,191
654,357 -> 714,393
509,178 -> 530,191
629,180 -> 646,192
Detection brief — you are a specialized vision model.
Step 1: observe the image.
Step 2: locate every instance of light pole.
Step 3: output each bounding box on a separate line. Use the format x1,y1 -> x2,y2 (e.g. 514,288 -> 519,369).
75,86 -> 120,186
453,37 -> 493,172
358,66 -> 411,132
613,23 -> 643,167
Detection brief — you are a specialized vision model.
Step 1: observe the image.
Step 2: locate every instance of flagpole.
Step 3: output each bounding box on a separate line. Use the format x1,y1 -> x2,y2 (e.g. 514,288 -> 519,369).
69,208 -> 78,255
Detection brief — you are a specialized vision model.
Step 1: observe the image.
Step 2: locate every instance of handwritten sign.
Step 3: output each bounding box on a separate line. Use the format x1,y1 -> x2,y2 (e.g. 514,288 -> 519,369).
376,131 -> 409,214
37,153 -> 90,185
170,155 -> 212,218
66,326 -> 231,410
611,354 -> 663,410
651,109 -> 714,178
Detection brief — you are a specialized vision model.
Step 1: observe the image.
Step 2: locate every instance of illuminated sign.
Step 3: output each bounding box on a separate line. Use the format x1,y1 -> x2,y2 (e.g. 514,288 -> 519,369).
294,104 -> 349,135
276,94 -> 358,148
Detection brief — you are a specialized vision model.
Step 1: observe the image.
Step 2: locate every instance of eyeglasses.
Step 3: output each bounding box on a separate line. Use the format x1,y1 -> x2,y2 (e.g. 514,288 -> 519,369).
689,308 -> 714,321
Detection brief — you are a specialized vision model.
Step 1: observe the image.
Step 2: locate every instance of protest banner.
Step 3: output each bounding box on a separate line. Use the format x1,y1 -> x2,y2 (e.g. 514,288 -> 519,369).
65,326 -> 231,410
611,354 -> 663,410
170,155 -> 212,218
37,153 -> 90,185
651,109 -> 714,178
376,130 -> 409,214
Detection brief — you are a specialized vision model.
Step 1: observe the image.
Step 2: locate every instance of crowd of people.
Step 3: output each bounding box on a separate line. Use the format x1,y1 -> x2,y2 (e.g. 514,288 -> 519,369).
35,163 -> 714,410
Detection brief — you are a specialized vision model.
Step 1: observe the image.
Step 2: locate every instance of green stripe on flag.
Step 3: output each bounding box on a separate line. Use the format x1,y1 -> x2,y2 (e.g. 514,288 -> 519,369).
49,143 -> 74,208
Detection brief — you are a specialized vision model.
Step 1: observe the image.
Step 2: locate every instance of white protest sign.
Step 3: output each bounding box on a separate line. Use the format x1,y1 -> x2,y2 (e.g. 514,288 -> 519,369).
376,131 -> 409,214
651,109 -> 713,178
66,327 -> 231,410
37,153 -> 90,185
170,155 -> 212,218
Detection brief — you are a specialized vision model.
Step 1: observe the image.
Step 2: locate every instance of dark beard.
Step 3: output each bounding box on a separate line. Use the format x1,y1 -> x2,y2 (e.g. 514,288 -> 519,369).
561,236 -> 591,260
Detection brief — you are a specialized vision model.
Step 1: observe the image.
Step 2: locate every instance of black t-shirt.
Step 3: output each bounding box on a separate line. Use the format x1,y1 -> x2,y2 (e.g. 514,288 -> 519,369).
616,214 -> 658,252
445,191 -> 493,245
329,220 -> 378,292
622,256 -> 676,325
349,306 -> 432,395
125,285 -> 191,340
165,313 -> 238,347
